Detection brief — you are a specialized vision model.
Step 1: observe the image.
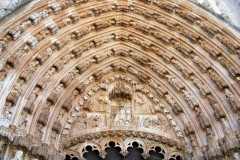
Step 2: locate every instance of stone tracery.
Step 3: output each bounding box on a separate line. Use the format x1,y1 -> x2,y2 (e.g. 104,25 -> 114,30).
0,0 -> 239,159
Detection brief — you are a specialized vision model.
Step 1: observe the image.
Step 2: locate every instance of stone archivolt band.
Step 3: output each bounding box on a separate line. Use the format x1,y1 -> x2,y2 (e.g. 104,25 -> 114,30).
0,0 -> 240,159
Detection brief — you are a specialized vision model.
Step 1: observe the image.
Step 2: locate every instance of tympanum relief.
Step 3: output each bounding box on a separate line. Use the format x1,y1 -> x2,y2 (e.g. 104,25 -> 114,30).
70,82 -> 175,140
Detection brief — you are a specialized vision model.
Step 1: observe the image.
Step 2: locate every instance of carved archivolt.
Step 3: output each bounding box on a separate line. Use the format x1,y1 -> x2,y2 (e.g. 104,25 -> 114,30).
64,135 -> 183,160
0,0 -> 239,159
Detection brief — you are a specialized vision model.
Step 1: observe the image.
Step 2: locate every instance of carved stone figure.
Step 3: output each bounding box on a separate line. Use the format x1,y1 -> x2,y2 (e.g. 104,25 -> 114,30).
225,89 -> 240,112
114,102 -> 133,125
93,20 -> 115,31
61,69 -> 79,87
0,107 -> 12,127
26,35 -> 38,48
0,40 -> 7,55
182,90 -> 199,110
89,115 -> 101,128
35,48 -> 53,64
166,75 -> 185,92
47,22 -> 58,34
218,57 -> 240,78
198,113 -> 211,129
37,107 -> 50,126
175,9 -> 199,23
154,1 -> 175,12
8,21 -> 30,40
6,80 -> 24,106
165,95 -> 183,114
177,27 -> 200,42
192,56 -> 211,73
208,69 -> 228,90
6,54 -> 19,69
50,3 -> 61,14
75,113 -> 88,130
0,70 -> 6,90
196,21 -> 220,35
206,132 -> 223,159
20,61 -> 39,82
17,110 -> 28,129
29,10 -> 48,25
34,123 -> 43,140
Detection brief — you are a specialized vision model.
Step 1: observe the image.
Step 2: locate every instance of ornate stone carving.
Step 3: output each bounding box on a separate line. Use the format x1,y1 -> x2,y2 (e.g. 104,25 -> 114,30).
50,3 -> 61,14
29,10 -> 48,25
37,107 -> 50,126
93,5 -> 115,16
199,40 -> 221,59
166,75 -> 185,92
53,36 -> 71,50
20,61 -> 39,82
197,113 -> 211,129
218,57 -> 240,78
208,69 -> 228,90
175,9 -> 199,23
8,21 -> 30,40
37,67 -> 56,89
47,22 -> 58,34
182,90 -> 199,110
26,35 -> 38,49
52,121 -> 62,134
165,95 -> 183,114
149,63 -> 168,78
72,41 -> 94,57
35,48 -> 53,64
6,54 -> 19,69
192,56 -> 211,72
196,21 -> 220,35
152,31 -> 173,45
191,76 -> 211,97
0,106 -> 12,127
72,26 -> 94,40
172,40 -> 193,57
6,80 -> 24,106
155,1 -> 176,12
62,101 -> 72,112
93,19 -> 115,31
61,69 -> 79,87
0,40 -> 7,55
216,35 -> 240,54
0,70 -> 6,91
177,27 -> 200,43
225,89 -> 240,112
205,131 -> 223,159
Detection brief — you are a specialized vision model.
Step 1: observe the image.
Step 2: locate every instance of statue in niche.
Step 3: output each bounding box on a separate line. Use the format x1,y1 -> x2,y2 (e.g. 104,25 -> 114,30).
114,101 -> 133,125
134,92 -> 153,113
